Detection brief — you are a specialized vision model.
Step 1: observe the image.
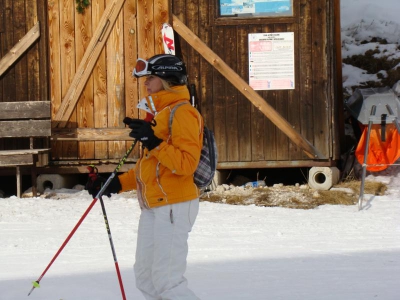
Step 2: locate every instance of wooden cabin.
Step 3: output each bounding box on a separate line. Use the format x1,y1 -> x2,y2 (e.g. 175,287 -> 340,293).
0,0 -> 343,180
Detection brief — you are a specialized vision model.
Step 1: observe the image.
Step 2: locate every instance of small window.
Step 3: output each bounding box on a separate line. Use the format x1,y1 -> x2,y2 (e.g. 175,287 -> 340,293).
219,0 -> 293,18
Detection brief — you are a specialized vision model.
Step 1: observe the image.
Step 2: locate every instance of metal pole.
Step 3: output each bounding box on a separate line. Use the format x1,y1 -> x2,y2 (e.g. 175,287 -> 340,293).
358,106 -> 376,211
386,104 -> 400,134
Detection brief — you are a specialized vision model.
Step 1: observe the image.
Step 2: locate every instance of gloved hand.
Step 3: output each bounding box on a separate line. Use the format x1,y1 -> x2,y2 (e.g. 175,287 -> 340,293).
123,117 -> 135,126
84,166 -> 121,198
127,119 -> 162,151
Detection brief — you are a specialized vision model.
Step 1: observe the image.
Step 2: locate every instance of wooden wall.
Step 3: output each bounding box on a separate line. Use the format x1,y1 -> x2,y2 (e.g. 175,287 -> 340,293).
0,0 -> 48,103
172,0 -> 343,168
0,0 -> 343,173
48,0 -> 169,163
0,0 -> 48,151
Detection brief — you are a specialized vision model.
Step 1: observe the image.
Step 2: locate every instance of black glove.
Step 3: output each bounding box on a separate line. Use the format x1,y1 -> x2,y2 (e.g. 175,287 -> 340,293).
84,166 -> 121,198
123,117 -> 135,126
128,119 -> 162,150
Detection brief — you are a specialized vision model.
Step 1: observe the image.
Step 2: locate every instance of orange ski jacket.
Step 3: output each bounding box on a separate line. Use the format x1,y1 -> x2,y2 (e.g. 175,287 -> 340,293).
118,85 -> 203,208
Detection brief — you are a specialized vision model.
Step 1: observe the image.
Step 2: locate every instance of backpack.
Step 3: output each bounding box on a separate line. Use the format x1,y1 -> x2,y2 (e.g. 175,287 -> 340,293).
169,102 -> 218,189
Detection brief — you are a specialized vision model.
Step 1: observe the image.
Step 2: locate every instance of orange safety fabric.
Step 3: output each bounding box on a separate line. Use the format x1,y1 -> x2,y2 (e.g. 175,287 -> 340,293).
355,124 -> 400,171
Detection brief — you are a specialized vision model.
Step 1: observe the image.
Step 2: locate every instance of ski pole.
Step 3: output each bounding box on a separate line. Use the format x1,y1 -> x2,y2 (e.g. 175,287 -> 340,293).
28,139 -> 138,297
99,194 -> 126,300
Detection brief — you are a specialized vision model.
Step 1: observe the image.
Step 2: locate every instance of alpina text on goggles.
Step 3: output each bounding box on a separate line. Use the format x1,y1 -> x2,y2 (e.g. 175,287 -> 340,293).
132,58 -> 151,77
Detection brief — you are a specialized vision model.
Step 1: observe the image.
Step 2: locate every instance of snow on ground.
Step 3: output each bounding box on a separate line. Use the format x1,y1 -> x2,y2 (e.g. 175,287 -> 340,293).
1,1 -> 400,299
1,169 -> 400,300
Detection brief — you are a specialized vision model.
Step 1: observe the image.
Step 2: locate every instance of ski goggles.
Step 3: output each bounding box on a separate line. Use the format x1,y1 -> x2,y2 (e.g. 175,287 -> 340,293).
132,58 -> 151,77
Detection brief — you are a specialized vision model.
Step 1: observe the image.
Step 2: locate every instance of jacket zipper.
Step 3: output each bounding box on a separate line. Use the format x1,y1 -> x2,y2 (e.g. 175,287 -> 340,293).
136,157 -> 150,209
156,161 -> 168,204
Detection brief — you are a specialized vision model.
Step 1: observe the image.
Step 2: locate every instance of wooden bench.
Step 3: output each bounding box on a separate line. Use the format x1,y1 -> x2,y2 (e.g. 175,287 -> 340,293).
0,101 -> 51,197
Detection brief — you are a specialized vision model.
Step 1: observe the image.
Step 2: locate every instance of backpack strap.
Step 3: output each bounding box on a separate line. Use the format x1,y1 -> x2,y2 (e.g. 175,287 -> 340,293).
169,102 -> 202,137
169,102 -> 189,135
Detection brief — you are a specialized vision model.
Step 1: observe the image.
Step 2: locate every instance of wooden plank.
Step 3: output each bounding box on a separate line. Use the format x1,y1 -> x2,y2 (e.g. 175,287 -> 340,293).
60,0 -> 77,160
0,101 -> 50,119
298,0 -> 314,158
274,23 -> 289,160
172,0 -> 187,58
186,0 -> 199,94
196,0 -> 213,129
0,0 -> 4,33
333,0 -> 344,159
251,93 -> 266,161
0,120 -> 51,137
36,0 -> 49,101
214,17 -> 295,27
224,26 -> 239,162
217,159 -> 334,169
137,0 -> 155,59
0,0 -> 5,126
212,25 -> 226,162
154,0 -> 169,54
13,0 -> 28,104
92,0 -> 108,159
0,154 -> 34,166
172,15 -> 326,159
0,149 -> 50,155
311,0 -> 330,157
13,0 -> 27,159
135,0 -> 155,84
0,22 -> 40,77
237,25 -> 252,162
52,128 -> 132,141
123,0 -> 140,159
48,0 -> 62,160
107,6 -> 126,159
261,23 -> 277,161
2,0 -> 17,103
137,0 -> 155,109
76,4 -> 95,159
252,25 -> 270,161
287,20 -> 303,160
0,150 -> 49,167
53,0 -> 127,128
25,0 -> 40,102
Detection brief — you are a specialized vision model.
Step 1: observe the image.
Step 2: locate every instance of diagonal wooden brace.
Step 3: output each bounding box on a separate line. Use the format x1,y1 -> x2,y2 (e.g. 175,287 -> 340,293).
0,22 -> 40,77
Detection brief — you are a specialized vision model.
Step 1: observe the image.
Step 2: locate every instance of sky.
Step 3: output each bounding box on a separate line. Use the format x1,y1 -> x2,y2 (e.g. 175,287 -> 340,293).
1,1 -> 400,300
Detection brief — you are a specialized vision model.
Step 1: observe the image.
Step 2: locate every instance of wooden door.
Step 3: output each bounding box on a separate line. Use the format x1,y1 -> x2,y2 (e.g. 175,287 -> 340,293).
48,0 -> 169,162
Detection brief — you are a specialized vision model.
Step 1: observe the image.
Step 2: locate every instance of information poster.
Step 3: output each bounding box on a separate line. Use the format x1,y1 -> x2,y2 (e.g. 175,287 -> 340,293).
220,0 -> 292,16
248,32 -> 295,91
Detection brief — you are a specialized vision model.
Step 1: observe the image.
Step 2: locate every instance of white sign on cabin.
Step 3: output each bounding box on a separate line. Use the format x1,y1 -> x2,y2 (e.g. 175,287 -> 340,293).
248,32 -> 295,91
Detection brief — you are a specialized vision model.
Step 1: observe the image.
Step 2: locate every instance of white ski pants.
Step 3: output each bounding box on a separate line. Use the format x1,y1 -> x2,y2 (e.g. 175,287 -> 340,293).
134,198 -> 200,300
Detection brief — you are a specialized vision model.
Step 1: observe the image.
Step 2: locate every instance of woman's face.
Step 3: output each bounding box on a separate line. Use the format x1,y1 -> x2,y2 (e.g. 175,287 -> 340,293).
144,75 -> 164,94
